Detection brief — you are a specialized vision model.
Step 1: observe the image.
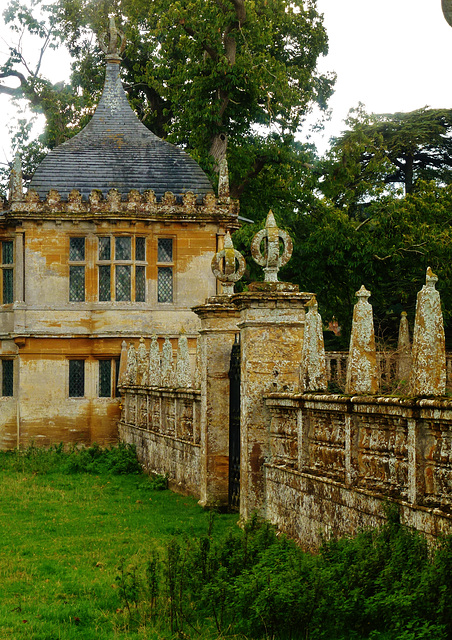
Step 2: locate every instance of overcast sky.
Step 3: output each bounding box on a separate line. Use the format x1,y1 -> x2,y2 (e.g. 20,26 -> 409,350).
0,0 -> 451,163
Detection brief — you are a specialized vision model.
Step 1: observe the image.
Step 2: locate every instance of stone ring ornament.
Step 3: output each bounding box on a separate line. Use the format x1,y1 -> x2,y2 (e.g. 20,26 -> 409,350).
443,0 -> 452,27
211,231 -> 246,295
251,210 -> 293,282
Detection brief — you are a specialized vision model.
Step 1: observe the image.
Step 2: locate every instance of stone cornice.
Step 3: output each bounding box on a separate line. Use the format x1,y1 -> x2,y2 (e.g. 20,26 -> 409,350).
2,188 -> 239,226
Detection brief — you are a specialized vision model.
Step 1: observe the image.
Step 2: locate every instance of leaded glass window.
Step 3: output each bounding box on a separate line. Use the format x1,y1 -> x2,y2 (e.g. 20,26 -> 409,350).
2,268 -> 13,304
1,360 -> 13,396
97,236 -> 146,302
136,266 -> 146,302
99,265 -> 111,301
158,267 -> 173,303
69,360 -> 85,397
116,265 -> 131,301
136,237 -> 145,261
2,241 -> 13,264
99,359 -> 111,397
98,237 -> 111,261
69,266 -> 85,302
1,240 -> 14,305
69,237 -> 85,261
158,238 -> 173,262
115,236 -> 131,261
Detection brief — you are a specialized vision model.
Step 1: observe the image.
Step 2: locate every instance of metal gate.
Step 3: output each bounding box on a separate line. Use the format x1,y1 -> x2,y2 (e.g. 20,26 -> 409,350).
228,333 -> 241,510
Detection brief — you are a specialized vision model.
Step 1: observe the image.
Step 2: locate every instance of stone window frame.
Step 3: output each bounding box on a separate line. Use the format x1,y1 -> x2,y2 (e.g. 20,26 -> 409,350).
98,357 -> 121,398
0,239 -> 14,305
68,359 -> 85,398
96,235 -> 147,303
157,236 -> 175,304
0,358 -> 14,397
68,236 -> 86,302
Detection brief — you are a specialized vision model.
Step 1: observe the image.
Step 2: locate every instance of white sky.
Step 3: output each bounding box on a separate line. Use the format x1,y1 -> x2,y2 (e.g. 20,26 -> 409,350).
0,0 -> 451,163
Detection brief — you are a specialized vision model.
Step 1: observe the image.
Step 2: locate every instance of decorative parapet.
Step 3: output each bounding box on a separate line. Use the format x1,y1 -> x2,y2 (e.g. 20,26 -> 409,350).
148,336 -> 161,387
175,332 -> 191,388
161,338 -> 175,387
7,187 -> 239,223
118,340 -> 128,387
397,311 -> 411,382
211,231 -> 246,295
345,285 -> 379,395
251,210 -> 293,283
410,267 -> 446,396
137,337 -> 149,386
300,296 -> 328,392
126,342 -> 137,385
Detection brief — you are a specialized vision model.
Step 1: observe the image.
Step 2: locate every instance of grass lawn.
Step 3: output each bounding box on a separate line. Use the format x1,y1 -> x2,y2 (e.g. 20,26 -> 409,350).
0,461 -> 239,639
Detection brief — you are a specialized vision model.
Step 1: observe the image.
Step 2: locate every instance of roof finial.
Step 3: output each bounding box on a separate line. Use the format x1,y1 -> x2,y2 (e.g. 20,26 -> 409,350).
99,16 -> 126,63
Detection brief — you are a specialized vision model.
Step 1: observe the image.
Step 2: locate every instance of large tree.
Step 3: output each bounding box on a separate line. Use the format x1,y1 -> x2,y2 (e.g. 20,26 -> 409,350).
320,106 -> 452,212
0,0 -> 334,210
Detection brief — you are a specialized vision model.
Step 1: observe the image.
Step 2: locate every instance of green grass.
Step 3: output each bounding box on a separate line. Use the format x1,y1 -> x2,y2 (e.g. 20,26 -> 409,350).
0,447 -> 239,639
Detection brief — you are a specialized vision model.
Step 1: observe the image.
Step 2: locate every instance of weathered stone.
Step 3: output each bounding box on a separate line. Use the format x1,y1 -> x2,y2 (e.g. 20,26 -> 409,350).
345,285 -> 379,395
232,289 -> 312,519
193,298 -> 240,507
161,338 -> 174,387
211,231 -> 246,295
397,311 -> 411,382
175,332 -> 191,388
148,336 -> 161,387
217,157 -> 230,203
410,268 -> 446,396
9,153 -> 23,203
137,337 -> 149,386
300,296 -> 328,392
126,342 -> 138,385
251,210 -> 293,283
117,340 -> 128,387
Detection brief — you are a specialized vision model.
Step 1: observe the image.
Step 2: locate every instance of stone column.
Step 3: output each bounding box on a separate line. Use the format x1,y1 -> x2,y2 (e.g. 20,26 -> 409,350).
232,283 -> 312,521
193,296 -> 239,508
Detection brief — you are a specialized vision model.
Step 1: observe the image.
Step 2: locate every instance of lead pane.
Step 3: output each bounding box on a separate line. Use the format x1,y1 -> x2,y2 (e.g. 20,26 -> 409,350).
69,237 -> 85,261
2,241 -> 13,265
99,265 -> 111,301
2,360 -> 13,396
136,237 -> 146,261
3,268 -> 13,304
115,265 -> 131,301
69,360 -> 85,397
158,238 -> 173,262
99,360 -> 111,397
158,266 -> 173,303
135,265 -> 145,302
115,236 -> 131,261
69,266 -> 85,302
98,237 -> 111,261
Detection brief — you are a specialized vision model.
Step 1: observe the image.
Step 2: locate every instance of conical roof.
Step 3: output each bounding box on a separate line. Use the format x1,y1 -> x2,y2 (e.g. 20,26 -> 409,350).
29,55 -> 212,201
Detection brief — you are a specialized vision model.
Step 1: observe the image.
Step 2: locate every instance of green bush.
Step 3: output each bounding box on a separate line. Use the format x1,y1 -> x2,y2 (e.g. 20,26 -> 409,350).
0,442 -> 142,475
114,511 -> 452,639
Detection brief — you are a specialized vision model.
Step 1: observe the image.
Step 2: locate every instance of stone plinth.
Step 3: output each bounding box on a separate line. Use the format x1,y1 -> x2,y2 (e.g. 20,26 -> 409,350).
193,296 -> 239,507
232,285 -> 312,520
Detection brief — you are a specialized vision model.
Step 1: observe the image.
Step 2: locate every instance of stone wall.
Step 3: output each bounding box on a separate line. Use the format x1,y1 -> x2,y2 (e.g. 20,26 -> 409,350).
264,393 -> 452,548
119,386 -> 201,496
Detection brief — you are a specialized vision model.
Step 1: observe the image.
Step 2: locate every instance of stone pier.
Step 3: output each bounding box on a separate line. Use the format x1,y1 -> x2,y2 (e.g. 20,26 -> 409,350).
193,297 -> 239,507
232,283 -> 311,520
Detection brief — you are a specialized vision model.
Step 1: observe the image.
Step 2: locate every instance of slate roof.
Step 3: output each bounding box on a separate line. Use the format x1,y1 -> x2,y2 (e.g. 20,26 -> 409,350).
29,62 -> 213,201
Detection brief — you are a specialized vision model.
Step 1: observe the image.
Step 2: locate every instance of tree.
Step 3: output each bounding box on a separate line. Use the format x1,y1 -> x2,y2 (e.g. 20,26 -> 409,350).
0,0 -> 334,212
283,180 -> 452,346
320,106 -> 452,212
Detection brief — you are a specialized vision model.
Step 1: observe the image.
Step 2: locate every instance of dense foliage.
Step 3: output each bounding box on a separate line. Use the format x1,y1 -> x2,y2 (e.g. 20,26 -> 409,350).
0,441 -> 145,475
113,509 -> 452,639
2,2 -> 452,346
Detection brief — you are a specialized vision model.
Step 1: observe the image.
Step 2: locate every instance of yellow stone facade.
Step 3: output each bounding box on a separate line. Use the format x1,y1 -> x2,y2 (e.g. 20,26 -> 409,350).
0,195 -> 238,449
